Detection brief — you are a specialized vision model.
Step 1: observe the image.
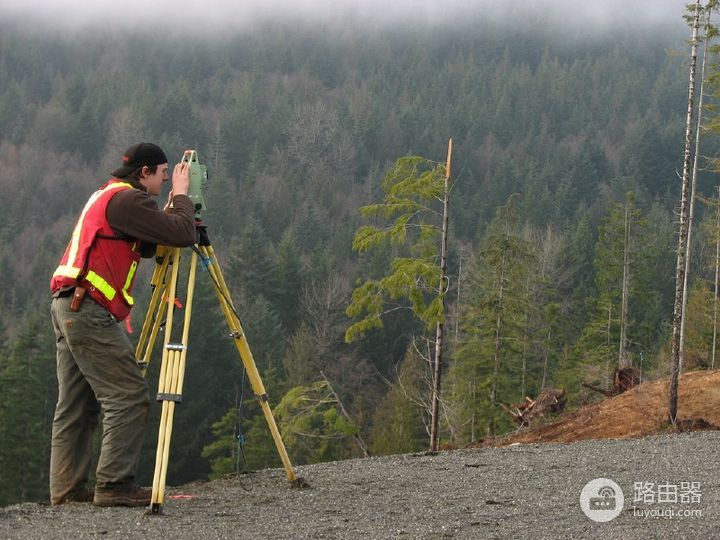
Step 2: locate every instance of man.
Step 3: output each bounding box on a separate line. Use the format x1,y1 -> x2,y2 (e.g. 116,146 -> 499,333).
49,143 -> 196,506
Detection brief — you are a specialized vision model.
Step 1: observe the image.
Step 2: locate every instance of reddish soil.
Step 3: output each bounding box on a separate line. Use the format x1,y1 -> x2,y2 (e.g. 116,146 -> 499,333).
483,369 -> 720,446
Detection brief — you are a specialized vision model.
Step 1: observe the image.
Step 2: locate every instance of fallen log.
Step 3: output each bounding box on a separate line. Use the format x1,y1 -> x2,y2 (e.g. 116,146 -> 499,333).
581,382 -> 615,396
583,366 -> 641,397
502,388 -> 566,426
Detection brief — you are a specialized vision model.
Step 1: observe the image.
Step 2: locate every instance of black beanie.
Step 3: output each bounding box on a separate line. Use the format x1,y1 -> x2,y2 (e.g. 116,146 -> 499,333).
111,142 -> 168,178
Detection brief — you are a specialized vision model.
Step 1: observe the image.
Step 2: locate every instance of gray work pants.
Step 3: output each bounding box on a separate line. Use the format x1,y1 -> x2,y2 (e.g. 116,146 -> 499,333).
49,295 -> 150,505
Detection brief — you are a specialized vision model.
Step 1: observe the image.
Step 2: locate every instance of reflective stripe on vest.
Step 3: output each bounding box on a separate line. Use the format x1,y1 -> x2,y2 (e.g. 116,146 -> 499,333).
121,260 -> 138,306
85,270 -> 116,301
52,181 -> 134,304
52,264 -> 82,279
60,182 -> 132,275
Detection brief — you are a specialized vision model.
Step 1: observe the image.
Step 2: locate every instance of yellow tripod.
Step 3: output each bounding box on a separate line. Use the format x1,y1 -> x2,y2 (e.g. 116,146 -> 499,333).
135,224 -> 301,514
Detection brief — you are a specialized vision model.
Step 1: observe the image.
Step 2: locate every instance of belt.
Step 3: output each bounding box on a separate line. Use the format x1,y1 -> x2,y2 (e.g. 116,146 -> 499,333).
53,286 -> 75,299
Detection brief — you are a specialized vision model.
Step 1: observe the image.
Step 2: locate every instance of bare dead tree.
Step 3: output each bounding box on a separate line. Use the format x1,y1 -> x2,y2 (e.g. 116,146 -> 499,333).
670,0 -> 702,424
714,186 -> 720,369
429,138 -> 453,452
319,371 -> 370,457
680,3 -> 713,373
300,275 -> 350,354
606,303 -> 613,387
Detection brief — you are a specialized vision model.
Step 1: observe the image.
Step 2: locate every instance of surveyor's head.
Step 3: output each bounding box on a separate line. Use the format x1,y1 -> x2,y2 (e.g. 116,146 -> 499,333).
112,142 -> 169,195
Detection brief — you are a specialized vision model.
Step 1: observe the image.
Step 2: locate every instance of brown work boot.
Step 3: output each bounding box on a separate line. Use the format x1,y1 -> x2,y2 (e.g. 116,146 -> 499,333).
93,485 -> 152,507
53,486 -> 95,505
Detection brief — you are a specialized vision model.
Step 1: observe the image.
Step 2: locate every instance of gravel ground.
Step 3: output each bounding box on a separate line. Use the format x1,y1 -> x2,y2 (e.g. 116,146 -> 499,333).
1,431 -> 717,539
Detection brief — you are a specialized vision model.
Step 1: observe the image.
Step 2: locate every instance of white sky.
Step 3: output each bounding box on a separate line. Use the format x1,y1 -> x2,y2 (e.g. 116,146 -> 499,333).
0,0 -> 688,32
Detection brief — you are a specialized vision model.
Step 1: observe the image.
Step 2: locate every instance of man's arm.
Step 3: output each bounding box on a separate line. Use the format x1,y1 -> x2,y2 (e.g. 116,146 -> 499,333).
106,191 -> 197,247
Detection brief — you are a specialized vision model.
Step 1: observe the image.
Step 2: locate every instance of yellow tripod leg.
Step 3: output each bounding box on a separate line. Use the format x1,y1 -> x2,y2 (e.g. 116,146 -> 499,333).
138,238 -> 302,516
149,247 -> 200,513
135,248 -> 172,375
149,247 -> 180,511
199,244 -> 301,486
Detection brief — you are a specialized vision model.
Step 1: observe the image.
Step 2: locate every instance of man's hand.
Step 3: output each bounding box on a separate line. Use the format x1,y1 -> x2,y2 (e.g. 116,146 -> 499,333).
172,162 -> 190,197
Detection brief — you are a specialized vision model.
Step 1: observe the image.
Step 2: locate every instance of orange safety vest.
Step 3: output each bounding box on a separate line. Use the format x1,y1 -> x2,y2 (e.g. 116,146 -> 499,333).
50,180 -> 141,321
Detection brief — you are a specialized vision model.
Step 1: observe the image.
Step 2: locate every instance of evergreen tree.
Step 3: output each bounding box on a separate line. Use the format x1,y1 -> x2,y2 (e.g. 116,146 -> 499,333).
0,318 -> 56,505
680,281 -> 715,370
572,193 -> 647,391
274,380 -> 358,464
451,196 -> 536,439
368,347 -> 430,455
202,407 -> 242,480
270,229 -> 304,333
346,156 -> 448,342
225,216 -> 278,303
633,202 -> 676,358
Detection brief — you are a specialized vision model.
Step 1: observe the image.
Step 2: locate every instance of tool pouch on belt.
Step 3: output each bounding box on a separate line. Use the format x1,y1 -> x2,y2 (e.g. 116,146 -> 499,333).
70,286 -> 87,312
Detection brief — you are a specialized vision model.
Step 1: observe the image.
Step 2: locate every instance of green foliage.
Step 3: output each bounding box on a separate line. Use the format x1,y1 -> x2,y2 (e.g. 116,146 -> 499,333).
594,193 -> 645,301
450,197 -> 537,440
270,229 -> 304,333
0,318 -> 56,505
632,202 -> 676,350
241,295 -> 286,375
274,381 -> 357,464
681,281 -> 716,370
240,400 -> 283,471
571,193 -> 647,384
346,157 -> 447,342
571,293 -> 618,389
368,347 -> 430,455
202,407 -> 241,480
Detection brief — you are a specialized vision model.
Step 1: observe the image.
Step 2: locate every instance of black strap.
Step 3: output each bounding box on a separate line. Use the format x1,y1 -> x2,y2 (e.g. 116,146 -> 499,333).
96,232 -> 135,242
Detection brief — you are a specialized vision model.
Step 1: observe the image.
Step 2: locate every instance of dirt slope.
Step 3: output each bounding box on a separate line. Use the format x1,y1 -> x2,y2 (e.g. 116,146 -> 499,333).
491,369 -> 720,446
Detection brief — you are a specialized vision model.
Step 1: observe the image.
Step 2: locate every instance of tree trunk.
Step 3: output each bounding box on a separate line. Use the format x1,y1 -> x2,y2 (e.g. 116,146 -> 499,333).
541,330 -> 551,390
670,0 -> 701,424
713,186 -> 720,369
606,303 -> 613,387
489,251 -> 507,437
618,196 -> 631,368
521,276 -> 531,399
429,138 -> 452,452
680,4 -> 711,373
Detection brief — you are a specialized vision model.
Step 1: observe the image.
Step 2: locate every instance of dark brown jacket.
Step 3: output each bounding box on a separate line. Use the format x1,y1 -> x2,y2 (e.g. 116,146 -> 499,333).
106,178 -> 196,257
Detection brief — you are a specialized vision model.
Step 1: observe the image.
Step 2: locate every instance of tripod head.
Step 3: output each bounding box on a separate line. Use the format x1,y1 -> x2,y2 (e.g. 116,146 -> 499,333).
181,149 -> 208,218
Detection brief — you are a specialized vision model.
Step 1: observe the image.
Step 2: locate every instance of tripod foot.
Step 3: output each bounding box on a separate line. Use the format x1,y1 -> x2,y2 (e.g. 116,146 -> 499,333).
144,503 -> 164,515
289,476 -> 309,489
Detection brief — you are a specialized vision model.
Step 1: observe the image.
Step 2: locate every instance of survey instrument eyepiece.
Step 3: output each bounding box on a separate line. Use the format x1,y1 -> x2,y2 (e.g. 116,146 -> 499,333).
181,150 -> 208,218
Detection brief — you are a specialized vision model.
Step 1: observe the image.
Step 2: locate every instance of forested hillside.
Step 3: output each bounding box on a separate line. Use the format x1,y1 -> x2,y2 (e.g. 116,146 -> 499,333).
1,5 -> 717,506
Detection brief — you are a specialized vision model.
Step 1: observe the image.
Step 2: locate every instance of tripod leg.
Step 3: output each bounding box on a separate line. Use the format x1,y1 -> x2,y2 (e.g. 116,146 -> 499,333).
149,249 -> 199,514
199,244 -> 301,486
135,249 -> 172,374
148,247 -> 181,512
140,238 -> 303,516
